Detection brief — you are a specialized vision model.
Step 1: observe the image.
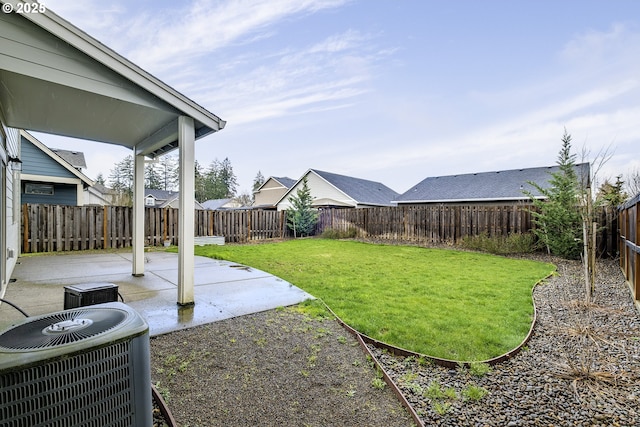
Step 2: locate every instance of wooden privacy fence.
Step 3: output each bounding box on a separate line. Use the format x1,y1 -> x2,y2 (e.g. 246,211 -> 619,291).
316,205 -> 535,243
22,203 -> 619,255
22,204 -> 289,253
619,194 -> 640,306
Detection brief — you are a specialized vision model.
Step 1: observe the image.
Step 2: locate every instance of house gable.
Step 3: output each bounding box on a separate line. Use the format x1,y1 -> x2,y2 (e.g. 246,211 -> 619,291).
313,170 -> 399,207
276,169 -> 399,211
19,131 -> 96,206
253,176 -> 296,208
21,136 -> 83,180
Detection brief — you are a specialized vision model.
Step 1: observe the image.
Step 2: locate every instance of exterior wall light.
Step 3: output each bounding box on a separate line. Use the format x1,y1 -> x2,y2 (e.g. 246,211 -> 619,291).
8,156 -> 22,171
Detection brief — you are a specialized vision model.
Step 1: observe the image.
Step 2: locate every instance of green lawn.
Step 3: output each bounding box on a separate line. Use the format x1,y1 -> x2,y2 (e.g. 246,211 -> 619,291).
194,239 -> 554,361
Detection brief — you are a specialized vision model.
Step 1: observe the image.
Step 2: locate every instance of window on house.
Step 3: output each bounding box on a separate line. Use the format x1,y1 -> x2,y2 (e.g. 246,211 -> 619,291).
25,183 -> 54,195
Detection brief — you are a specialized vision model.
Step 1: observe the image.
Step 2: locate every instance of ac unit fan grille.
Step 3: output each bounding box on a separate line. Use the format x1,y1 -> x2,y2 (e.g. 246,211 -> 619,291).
0,308 -> 126,350
0,341 -> 139,427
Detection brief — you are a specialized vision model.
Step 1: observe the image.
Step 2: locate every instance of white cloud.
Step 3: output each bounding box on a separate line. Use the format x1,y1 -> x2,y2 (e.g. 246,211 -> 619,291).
118,0 -> 352,72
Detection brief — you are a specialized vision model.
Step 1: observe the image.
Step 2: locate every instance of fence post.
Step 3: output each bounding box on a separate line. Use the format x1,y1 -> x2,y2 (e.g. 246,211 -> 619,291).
22,204 -> 29,253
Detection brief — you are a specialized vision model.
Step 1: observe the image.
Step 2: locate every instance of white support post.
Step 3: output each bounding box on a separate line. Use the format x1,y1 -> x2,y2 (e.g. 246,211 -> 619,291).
132,152 -> 145,276
178,116 -> 195,305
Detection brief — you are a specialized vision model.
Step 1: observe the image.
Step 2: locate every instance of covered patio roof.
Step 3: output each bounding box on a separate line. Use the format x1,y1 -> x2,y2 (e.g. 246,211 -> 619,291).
0,2 -> 225,156
0,1 -> 226,305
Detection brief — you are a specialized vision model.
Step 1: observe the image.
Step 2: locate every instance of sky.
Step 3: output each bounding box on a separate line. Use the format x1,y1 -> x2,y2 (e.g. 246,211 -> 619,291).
35,0 -> 640,196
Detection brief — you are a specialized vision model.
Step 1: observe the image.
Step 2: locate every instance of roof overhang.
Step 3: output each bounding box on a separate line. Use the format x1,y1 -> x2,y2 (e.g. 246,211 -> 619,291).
0,2 -> 225,157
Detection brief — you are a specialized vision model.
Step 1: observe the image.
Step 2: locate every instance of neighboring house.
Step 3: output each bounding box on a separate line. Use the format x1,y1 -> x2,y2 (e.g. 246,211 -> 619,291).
253,176 -> 296,209
145,189 -> 205,209
20,130 -> 95,206
201,198 -> 243,210
20,131 -> 115,206
86,183 -> 118,206
394,163 -> 591,206
276,169 -> 399,211
0,4 -> 225,305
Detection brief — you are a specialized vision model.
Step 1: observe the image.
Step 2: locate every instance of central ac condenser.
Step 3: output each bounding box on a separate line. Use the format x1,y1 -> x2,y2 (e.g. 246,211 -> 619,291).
0,302 -> 152,427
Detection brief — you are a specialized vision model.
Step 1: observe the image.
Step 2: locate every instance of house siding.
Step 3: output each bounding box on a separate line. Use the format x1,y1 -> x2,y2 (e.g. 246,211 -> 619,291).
277,172 -> 355,211
254,178 -> 288,207
21,136 -> 79,178
1,125 -> 20,294
22,182 -> 77,205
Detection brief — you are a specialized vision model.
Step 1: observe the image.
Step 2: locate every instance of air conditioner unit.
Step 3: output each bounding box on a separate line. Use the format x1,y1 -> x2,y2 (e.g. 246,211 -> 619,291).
0,302 -> 152,427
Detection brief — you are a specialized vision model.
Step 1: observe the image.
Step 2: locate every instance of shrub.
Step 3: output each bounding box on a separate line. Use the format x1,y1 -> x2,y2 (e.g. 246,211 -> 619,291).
459,232 -> 537,255
320,227 -> 358,239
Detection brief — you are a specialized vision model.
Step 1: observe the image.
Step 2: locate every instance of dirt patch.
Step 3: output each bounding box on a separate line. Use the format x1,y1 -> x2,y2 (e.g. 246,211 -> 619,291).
150,306 -> 415,426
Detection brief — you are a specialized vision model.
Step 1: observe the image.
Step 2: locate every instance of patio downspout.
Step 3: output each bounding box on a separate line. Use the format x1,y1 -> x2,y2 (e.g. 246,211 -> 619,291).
132,152 -> 145,276
177,116 -> 195,306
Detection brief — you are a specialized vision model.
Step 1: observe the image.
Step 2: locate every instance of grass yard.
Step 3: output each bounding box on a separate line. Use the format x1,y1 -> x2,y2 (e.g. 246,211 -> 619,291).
193,239 -> 554,361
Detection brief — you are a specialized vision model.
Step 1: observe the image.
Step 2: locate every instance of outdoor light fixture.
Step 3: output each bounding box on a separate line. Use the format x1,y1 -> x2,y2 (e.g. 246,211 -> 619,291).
8,156 -> 22,171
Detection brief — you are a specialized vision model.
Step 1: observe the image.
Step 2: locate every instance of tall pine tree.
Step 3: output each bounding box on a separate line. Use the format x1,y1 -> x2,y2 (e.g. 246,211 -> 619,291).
526,130 -> 583,259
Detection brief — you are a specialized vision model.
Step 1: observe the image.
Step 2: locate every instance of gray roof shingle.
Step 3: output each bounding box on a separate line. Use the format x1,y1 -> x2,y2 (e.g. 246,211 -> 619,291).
312,169 -> 399,206
51,148 -> 87,169
273,176 -> 296,189
395,163 -> 590,203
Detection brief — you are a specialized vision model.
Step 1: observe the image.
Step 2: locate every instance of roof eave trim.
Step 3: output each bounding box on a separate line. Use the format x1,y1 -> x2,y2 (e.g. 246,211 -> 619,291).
393,196 -> 546,204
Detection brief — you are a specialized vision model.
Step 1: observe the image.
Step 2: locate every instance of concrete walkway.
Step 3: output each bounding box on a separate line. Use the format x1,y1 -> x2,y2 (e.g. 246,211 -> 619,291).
0,251 -> 313,336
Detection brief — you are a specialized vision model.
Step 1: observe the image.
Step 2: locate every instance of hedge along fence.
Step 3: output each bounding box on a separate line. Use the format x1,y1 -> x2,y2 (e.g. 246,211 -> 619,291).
21,204 -> 290,253
619,193 -> 640,306
316,204 -> 536,244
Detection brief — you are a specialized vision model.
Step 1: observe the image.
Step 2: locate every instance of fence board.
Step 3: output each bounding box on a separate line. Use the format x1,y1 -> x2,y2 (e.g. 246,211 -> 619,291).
619,194 -> 640,306
21,205 -> 293,252
21,204 -> 619,258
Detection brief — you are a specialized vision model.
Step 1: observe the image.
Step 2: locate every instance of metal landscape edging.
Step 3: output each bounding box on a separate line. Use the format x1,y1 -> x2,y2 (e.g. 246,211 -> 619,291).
317,272 -> 552,426
152,383 -> 178,427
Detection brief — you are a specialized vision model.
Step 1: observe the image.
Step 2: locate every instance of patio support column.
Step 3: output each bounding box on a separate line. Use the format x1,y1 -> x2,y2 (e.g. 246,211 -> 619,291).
132,152 -> 145,276
178,116 -> 195,306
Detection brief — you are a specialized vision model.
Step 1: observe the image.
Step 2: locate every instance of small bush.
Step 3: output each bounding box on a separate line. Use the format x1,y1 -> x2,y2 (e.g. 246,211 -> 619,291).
459,232 -> 537,255
320,227 -> 358,239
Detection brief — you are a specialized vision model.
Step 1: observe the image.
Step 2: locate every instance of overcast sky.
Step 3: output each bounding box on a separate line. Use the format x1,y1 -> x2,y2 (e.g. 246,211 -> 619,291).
37,0 -> 640,195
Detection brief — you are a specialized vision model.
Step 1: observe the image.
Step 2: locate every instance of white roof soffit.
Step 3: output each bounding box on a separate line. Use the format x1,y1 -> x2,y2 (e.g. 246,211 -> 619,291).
0,1 -> 225,157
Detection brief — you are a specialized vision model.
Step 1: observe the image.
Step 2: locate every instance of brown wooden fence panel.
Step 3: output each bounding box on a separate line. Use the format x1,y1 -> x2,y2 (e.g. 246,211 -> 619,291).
619,194 -> 640,306
21,205 -> 291,253
316,205 -> 538,245
21,203 -> 618,257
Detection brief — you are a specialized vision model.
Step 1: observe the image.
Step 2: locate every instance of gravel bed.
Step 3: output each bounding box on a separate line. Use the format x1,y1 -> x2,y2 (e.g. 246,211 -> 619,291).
371,257 -> 640,426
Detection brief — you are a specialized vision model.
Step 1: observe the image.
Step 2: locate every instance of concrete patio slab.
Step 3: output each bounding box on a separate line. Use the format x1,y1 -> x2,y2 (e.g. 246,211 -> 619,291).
0,251 -> 314,336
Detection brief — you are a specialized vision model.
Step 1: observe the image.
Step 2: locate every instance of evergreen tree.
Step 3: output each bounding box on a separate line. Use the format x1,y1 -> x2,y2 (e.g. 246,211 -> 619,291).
253,171 -> 265,192
145,162 -> 163,190
218,157 -> 238,198
286,177 -> 318,237
108,155 -> 134,205
194,160 -> 207,202
157,154 -> 178,191
597,175 -> 628,207
526,130 -> 583,259
199,158 -> 238,201
94,173 -> 105,186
